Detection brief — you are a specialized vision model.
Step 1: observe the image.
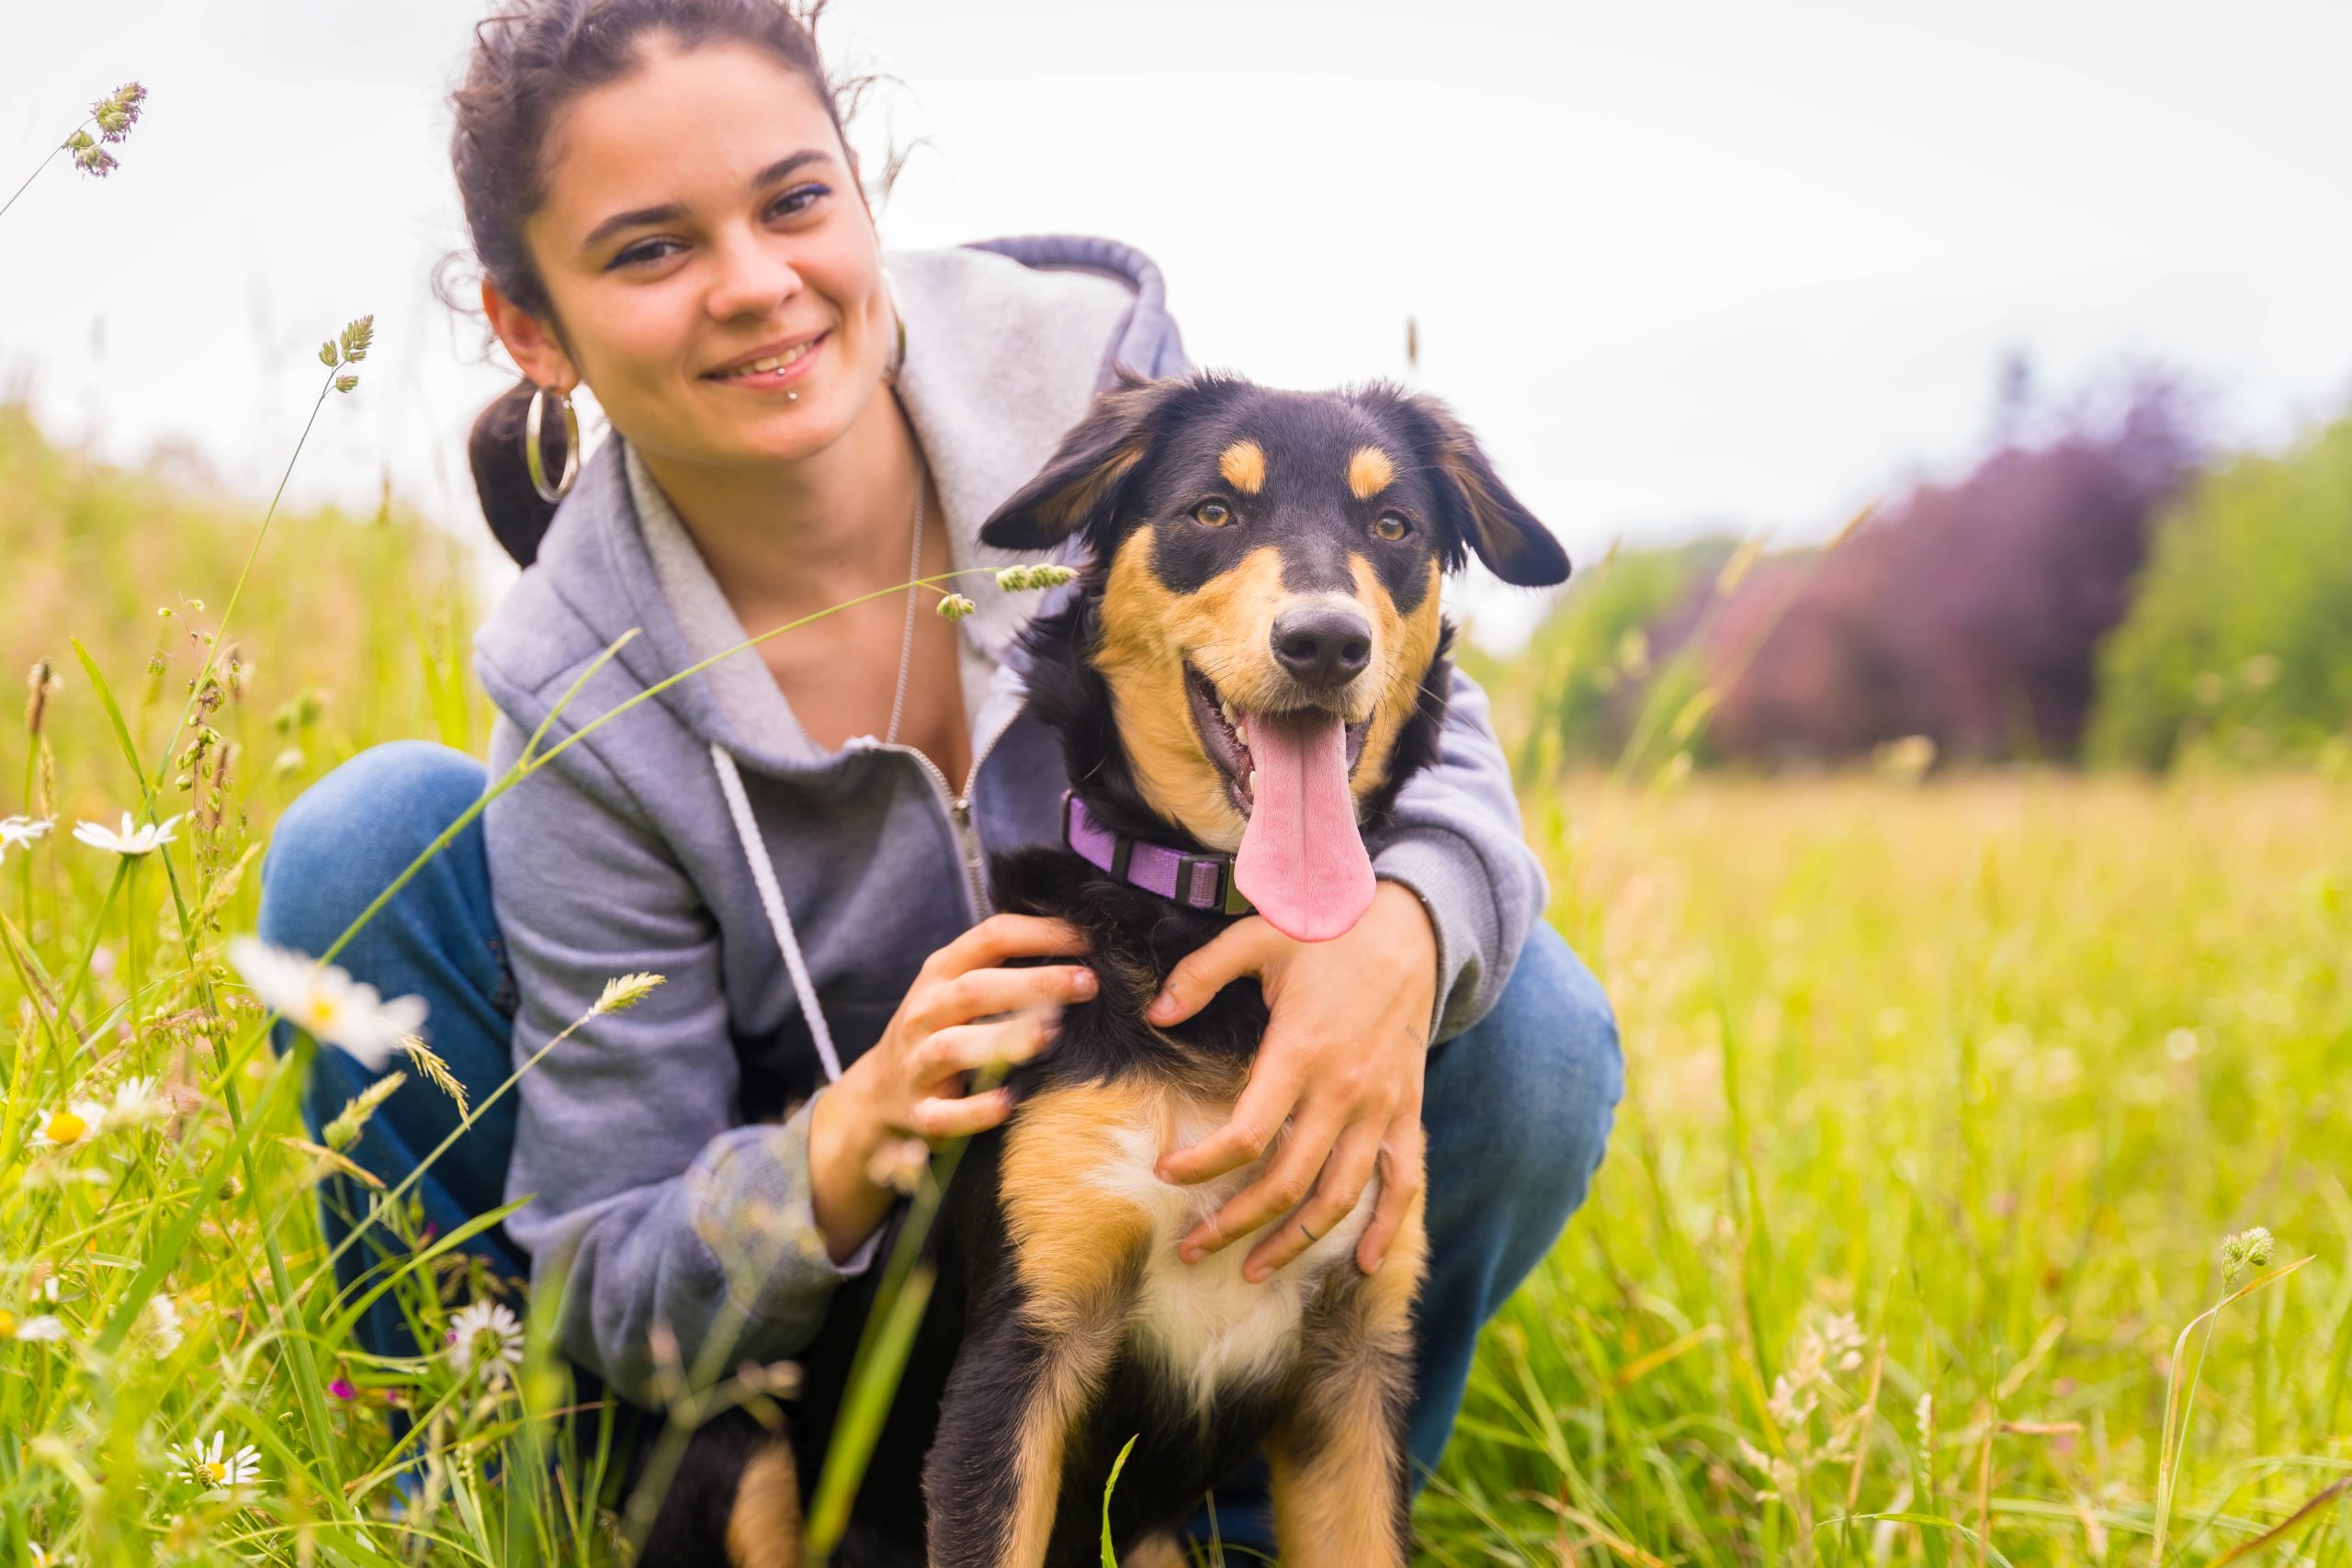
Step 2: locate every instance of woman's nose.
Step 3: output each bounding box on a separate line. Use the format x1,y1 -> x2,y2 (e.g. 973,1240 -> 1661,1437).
704,230 -> 805,321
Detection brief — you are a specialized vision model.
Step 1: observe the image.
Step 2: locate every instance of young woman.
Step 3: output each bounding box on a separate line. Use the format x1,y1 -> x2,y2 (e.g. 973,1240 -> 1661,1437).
255,0 -> 1622,1549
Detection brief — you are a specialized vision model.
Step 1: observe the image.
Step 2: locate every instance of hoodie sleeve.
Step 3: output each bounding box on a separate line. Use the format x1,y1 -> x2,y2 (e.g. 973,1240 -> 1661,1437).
1365,663 -> 1550,1046
484,709 -> 877,1404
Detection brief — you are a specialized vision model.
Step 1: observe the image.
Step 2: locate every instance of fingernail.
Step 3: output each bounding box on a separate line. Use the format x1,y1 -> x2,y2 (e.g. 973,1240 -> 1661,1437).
1146,990 -> 1170,1019
1072,970 -> 1098,997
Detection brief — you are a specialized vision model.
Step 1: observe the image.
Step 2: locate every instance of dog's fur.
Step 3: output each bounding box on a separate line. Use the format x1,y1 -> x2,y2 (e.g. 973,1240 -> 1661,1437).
640,371 -> 1568,1567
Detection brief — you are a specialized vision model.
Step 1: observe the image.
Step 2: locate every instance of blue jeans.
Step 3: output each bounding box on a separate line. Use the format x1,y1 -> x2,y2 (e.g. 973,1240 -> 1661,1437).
258,740 -> 1623,1545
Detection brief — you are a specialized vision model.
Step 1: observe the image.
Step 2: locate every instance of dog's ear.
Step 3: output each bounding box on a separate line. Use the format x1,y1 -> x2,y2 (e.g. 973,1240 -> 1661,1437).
1397,392 -> 1570,588
980,370 -> 1180,552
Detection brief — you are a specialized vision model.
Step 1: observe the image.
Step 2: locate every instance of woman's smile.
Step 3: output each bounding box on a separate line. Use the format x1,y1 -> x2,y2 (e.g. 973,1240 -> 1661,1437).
701,329 -> 829,393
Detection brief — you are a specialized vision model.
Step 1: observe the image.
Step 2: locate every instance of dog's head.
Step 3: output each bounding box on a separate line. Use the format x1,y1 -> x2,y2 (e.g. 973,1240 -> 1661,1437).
983,371 -> 1568,942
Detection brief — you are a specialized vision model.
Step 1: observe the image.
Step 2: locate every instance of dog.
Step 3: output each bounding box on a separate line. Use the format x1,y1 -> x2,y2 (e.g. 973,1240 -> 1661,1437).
646,369 -> 1570,1567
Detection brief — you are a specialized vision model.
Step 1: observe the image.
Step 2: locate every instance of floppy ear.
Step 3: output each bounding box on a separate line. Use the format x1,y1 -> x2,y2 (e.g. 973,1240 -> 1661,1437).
980,370 -> 1179,552
1407,394 -> 1571,588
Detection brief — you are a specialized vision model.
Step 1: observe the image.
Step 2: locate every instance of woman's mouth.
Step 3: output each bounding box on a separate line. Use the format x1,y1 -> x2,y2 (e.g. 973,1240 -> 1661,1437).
703,333 -> 827,391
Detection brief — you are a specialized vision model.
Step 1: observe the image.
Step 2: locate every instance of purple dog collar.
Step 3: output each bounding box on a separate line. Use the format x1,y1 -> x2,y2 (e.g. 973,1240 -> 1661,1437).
1060,790 -> 1254,916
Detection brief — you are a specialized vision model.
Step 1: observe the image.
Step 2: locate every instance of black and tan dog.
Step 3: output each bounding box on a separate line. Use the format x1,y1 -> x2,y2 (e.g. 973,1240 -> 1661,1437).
648,370 -> 1569,1567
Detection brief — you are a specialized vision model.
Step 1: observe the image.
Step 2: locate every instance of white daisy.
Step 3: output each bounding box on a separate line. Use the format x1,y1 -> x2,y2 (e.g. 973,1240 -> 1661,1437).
30,1100 -> 110,1151
103,1075 -> 167,1131
172,1429 -> 263,1494
0,1311 -> 68,1342
446,1299 -> 525,1382
72,811 -> 184,859
28,1541 -> 71,1567
1,815 -> 53,858
225,937 -> 429,1072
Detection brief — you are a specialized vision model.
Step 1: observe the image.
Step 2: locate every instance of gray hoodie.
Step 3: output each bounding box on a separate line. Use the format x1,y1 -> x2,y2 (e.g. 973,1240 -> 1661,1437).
473,235 -> 1550,1404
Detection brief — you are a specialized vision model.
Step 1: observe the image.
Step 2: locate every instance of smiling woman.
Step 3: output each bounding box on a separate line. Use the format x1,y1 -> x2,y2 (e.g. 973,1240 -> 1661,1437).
254,0 -> 1621,1561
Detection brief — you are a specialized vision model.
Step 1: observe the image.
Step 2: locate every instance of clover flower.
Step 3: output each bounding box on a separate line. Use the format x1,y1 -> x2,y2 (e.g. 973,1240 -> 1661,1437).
447,1300 -> 525,1383
225,937 -> 428,1071
72,811 -> 183,858
139,1293 -> 185,1354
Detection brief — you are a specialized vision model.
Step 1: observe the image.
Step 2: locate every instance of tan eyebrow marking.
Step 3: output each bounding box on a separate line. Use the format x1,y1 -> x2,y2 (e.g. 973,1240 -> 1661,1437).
1218,439 -> 1267,494
1348,446 -> 1396,501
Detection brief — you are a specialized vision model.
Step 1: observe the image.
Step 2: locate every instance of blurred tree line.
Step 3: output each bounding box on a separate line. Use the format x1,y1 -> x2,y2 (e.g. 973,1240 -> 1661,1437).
1470,364 -> 2352,777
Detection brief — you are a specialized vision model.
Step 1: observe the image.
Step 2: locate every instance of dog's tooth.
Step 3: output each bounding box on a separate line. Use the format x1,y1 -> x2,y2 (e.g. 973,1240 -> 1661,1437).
1246,768 -> 1257,794
1236,722 -> 1248,745
1221,701 -> 1236,727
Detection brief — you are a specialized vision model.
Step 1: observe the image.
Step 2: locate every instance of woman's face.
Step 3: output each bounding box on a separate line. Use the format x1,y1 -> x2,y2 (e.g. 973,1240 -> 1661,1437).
486,37 -> 891,470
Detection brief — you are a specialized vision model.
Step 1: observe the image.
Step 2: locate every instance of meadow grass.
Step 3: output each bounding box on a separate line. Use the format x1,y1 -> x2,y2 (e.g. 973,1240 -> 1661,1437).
4,407 -> 2348,1564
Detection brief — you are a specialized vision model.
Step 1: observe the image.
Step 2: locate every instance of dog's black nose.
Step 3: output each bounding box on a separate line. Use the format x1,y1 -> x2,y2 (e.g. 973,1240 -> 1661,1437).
1271,604 -> 1373,690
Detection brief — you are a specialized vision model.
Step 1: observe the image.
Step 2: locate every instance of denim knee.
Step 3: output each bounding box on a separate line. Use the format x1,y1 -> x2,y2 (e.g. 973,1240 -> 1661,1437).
259,739 -> 490,960
1426,921 -> 1623,1252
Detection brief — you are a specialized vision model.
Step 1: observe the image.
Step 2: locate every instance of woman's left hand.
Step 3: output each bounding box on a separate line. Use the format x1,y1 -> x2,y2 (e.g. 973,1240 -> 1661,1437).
1146,880 -> 1438,1281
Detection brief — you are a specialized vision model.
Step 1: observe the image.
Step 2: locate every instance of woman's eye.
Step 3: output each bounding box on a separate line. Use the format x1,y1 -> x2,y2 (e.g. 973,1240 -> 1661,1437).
1192,500 -> 1233,527
609,239 -> 677,270
1374,512 -> 1411,541
769,182 -> 829,219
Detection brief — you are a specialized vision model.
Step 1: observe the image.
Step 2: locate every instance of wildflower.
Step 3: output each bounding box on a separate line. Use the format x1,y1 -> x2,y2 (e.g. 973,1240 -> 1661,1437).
447,1300 -> 525,1383
0,1311 -> 67,1342
31,1100 -> 110,1151
327,1377 -> 357,1401
72,811 -> 183,858
172,1430 -> 263,1494
105,1075 -> 167,1132
139,1293 -> 185,1353
1,815 -> 53,861
992,563 -> 1078,592
28,1541 -> 68,1566
935,592 -> 978,621
591,971 -> 666,1018
225,937 -> 428,1071
2222,1226 -> 2277,1286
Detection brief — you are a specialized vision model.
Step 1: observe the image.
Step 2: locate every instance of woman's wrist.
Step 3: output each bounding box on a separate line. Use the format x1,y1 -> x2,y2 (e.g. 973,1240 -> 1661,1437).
806,1074 -> 895,1265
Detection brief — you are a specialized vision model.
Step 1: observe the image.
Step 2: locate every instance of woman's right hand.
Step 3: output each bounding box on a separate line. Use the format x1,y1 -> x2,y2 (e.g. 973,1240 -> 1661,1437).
807,913 -> 1097,1261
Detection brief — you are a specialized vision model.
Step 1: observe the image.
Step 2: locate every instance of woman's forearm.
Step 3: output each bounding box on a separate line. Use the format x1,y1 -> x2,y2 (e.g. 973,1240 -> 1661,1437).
807,1077 -> 896,1264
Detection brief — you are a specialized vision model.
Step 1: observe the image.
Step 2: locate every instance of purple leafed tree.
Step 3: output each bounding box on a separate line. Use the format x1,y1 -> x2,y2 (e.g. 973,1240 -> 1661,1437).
1698,371 -> 2200,766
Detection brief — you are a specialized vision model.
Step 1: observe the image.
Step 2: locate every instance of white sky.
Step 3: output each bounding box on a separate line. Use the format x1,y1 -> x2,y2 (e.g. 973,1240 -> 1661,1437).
5,0 -> 2348,651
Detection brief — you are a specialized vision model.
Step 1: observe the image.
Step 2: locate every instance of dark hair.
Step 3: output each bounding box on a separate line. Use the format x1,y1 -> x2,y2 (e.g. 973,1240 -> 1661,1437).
447,0 -> 855,567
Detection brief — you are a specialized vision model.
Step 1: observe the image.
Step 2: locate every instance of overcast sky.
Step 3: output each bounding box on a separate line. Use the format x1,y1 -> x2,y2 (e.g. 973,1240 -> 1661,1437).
6,0 -> 2347,649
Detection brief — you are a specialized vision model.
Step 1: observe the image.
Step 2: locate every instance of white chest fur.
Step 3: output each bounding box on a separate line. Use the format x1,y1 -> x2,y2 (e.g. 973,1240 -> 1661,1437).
1075,1095 -> 1380,1418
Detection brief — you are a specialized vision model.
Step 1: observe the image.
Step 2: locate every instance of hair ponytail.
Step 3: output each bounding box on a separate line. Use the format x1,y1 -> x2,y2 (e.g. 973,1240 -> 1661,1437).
468,378 -> 574,569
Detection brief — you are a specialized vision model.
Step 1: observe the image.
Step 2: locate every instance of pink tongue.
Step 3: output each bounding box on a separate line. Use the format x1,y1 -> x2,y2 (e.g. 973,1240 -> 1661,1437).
1234,708 -> 1375,942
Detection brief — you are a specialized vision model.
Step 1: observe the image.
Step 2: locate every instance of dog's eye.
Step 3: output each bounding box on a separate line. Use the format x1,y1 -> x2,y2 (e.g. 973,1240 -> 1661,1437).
1373,512 -> 1411,541
1192,500 -> 1234,527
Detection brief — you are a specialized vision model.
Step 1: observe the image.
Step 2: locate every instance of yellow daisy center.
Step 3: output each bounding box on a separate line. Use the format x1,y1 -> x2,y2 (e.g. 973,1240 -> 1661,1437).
0,1310 -> 16,1337
309,990 -> 339,1029
203,1460 -> 226,1483
46,1110 -> 87,1145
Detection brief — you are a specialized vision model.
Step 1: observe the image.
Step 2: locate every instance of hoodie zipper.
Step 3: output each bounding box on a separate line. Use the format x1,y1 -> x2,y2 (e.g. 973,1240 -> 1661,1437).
877,716 -> 1012,925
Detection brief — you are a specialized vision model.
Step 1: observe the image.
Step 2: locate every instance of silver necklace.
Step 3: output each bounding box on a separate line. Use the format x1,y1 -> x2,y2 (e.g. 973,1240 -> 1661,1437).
884,468 -> 927,747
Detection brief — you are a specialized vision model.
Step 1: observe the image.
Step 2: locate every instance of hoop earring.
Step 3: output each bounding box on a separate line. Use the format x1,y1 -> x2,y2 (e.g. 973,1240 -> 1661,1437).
524,383 -> 580,504
881,266 -> 909,385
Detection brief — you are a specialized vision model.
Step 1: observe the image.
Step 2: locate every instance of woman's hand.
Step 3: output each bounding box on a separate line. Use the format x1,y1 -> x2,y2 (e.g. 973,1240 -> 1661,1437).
807,912 -> 1097,1262
1146,880 -> 1437,1281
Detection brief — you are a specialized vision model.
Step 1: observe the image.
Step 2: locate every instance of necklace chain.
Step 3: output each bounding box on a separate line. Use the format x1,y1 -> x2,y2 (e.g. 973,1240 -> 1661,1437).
883,468 -> 926,748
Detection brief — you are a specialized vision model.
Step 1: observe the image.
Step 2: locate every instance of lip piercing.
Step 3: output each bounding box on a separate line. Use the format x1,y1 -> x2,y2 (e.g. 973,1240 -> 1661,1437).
786,390 -> 798,402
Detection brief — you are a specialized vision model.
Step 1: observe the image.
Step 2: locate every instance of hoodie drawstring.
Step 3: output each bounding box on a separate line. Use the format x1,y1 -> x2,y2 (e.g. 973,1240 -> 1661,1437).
710,743 -> 844,1086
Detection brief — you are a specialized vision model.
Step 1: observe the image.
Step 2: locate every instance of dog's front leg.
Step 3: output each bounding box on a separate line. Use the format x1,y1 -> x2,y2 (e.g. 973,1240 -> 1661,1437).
1265,1193 -> 1430,1568
925,1083 -> 1155,1568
